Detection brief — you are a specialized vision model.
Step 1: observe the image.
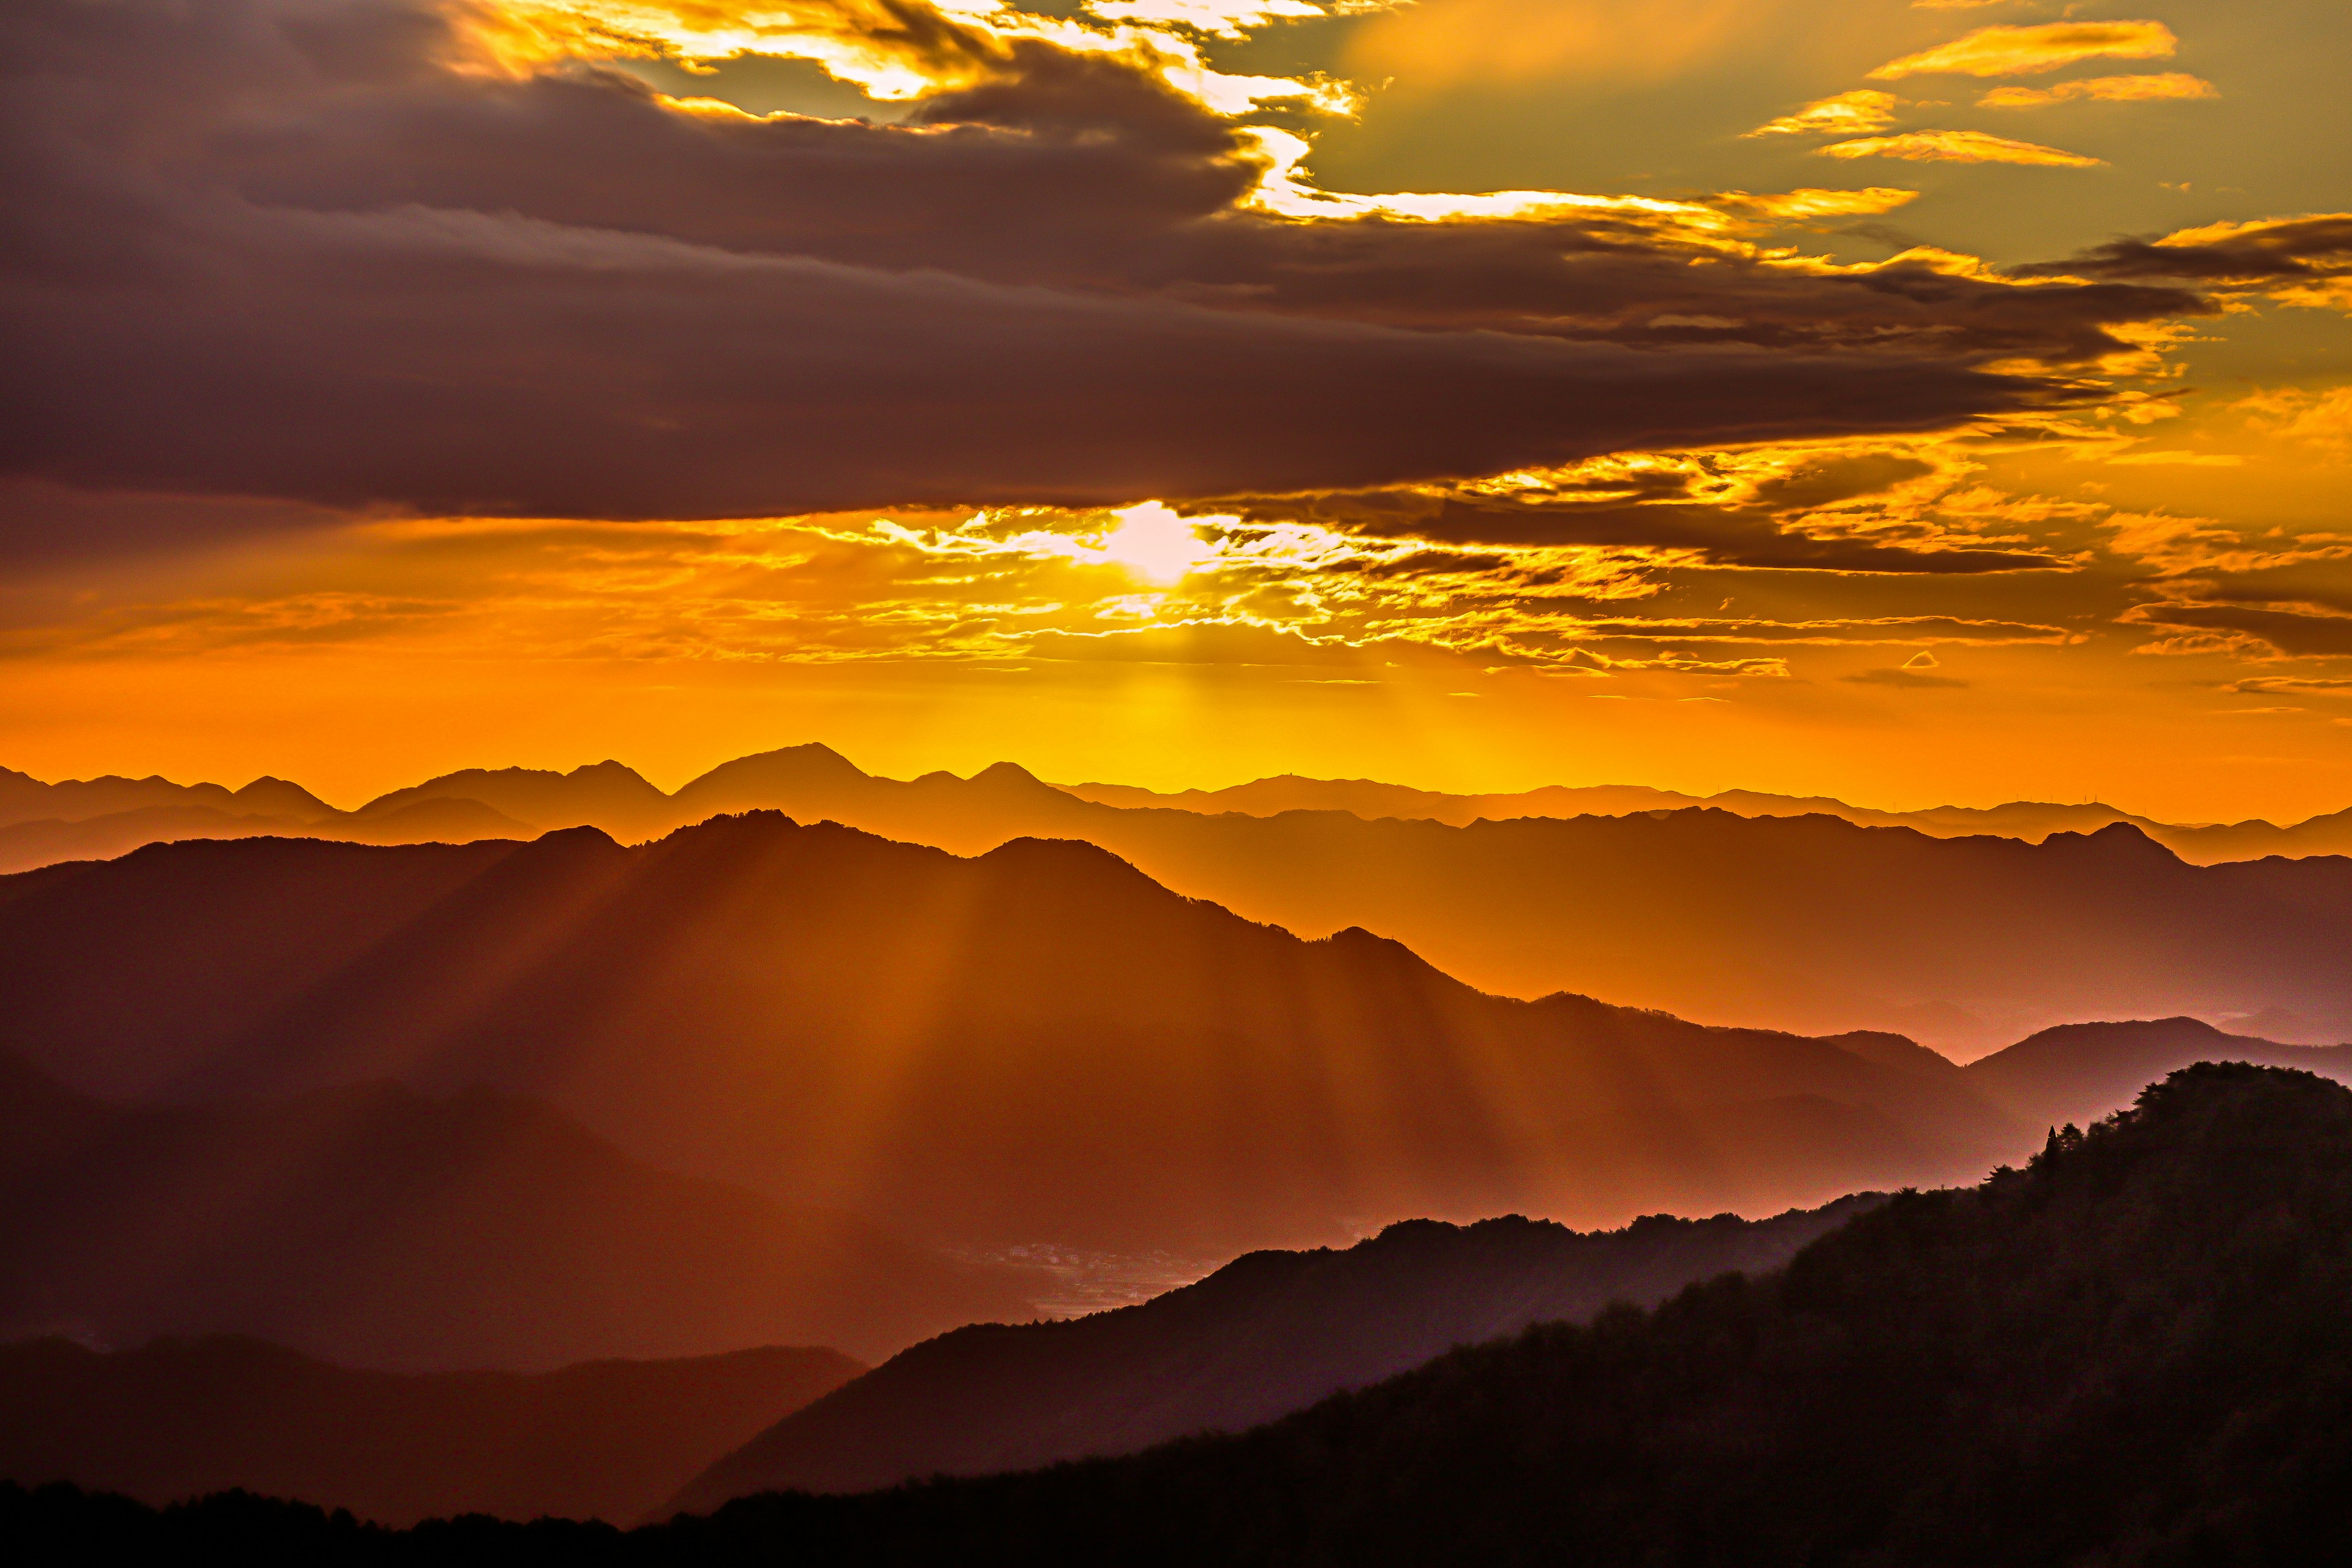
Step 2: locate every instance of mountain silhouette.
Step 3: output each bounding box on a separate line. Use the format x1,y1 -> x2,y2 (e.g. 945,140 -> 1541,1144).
9,749 -> 2352,1052
1966,1015 -> 2352,1130
672,1196 -> 1879,1512
0,1336 -> 858,1526
0,768 -> 334,831
355,762 -> 676,840
0,796 -> 532,875
0,818 -> 2022,1251
1060,773 -> 2352,864
0,1054 -> 1036,1368
15,1063 -> 2350,1564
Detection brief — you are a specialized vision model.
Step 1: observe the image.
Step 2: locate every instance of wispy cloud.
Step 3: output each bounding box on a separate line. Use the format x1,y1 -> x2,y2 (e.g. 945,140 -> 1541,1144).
1978,73 -> 2216,108
1817,130 -> 2103,167
1871,21 -> 2178,80
1744,90 -> 1900,138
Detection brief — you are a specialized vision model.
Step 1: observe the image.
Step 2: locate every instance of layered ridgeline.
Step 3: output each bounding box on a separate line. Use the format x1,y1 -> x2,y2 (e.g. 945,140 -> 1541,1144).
0,818 -> 2022,1254
0,1338 -> 857,1527
14,748 -> 2352,868
6,818 -> 2346,1254
672,1197 -> 1879,1511
13,1066 -> 2350,1564
0,1054 -> 1036,1368
13,746 -> 2350,1052
1063,772 -> 2352,864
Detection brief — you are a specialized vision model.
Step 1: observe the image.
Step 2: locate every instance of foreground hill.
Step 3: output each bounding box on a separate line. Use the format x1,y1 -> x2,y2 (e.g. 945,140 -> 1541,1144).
0,1055 -> 1035,1367
0,819 -> 2020,1251
673,1197 -> 1878,1511
13,1064 -> 2345,1565
0,1337 -> 857,1526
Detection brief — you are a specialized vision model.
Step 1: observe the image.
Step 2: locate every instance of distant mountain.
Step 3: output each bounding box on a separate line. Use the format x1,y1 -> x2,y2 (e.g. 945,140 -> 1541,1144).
1965,1016 -> 2352,1131
673,1196 -> 1879,1510
0,797 -> 530,875
0,821 -> 2024,1253
355,761 -> 676,841
0,1336 -> 858,1526
1058,773 -> 2352,864
0,1055 -> 1036,1368
0,768 -> 334,832
9,748 -> 2352,1053
25,1064 -> 2352,1565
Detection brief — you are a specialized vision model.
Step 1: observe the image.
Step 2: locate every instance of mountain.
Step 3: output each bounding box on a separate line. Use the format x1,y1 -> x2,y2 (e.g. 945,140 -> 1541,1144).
0,1055 -> 1036,1368
0,1336 -> 859,1526
672,1196 -> 1879,1510
0,797 -> 531,876
0,820 -> 2024,1253
1964,1016 -> 2352,1131
354,762 -> 675,842
1057,773 -> 2352,864
19,1063 -> 2351,1565
10,748 -> 2352,1052
950,807 -> 2352,1054
0,768 -> 334,832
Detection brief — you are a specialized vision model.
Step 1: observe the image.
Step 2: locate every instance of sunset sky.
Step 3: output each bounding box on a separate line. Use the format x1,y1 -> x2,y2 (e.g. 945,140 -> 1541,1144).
6,0 -> 2350,820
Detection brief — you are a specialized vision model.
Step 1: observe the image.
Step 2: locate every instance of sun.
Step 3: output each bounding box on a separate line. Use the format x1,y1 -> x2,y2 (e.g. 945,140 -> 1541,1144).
1097,502 -> 1218,585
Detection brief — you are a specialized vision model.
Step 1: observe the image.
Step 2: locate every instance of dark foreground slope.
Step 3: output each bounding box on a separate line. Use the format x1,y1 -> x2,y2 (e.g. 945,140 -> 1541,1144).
0,819 -> 2019,1250
12,1064 -> 2342,1566
0,1055 -> 1034,1368
0,1338 -> 858,1526
674,1196 -> 1879,1509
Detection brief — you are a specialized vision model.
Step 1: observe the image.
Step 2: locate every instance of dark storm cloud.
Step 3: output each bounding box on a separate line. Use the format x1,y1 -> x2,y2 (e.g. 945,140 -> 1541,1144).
0,0 -> 2216,532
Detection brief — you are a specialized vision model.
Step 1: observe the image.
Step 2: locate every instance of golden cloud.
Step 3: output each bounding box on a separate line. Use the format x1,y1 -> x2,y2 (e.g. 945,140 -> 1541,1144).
1711,188 -> 1922,221
1978,72 -> 2216,108
1870,21 -> 2177,80
2239,387 -> 2352,450
1817,130 -> 2103,167
1743,90 -> 1901,138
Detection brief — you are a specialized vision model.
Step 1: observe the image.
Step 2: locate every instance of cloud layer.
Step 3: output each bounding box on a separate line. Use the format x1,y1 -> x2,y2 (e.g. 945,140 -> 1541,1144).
0,0 -> 2211,529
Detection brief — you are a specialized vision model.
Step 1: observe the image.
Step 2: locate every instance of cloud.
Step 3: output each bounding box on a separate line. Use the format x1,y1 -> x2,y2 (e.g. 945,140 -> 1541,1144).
0,0 -> 2214,542
2230,676 -> 2352,696
1978,73 -> 2216,109
1217,491 -> 2068,574
1712,189 -> 1921,221
1870,21 -> 2177,80
2125,602 -> 2352,659
2237,387 -> 2352,450
1745,91 -> 1901,138
1817,131 -> 2103,167
1844,650 -> 1969,688
2033,216 -> 2352,283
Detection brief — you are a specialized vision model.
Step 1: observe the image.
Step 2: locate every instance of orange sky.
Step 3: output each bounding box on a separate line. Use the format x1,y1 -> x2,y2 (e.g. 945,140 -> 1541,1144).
4,0 -> 2349,823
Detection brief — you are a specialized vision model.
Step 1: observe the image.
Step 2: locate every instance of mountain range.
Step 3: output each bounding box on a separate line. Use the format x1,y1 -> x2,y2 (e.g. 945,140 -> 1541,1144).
13,1063 -> 2348,1563
10,746 -> 2349,1053
0,1336 -> 857,1526
6,816 -> 2348,1262
15,750 -> 2352,867
1062,773 -> 2352,864
671,1196 -> 1879,1512
0,1053 -> 1036,1368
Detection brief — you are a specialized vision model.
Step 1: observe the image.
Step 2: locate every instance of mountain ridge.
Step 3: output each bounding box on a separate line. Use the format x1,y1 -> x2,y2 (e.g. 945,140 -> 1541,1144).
0,1335 -> 860,1526
0,1051 -> 1039,1368
670,1194 -> 1883,1513
0,813 -> 2027,1253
